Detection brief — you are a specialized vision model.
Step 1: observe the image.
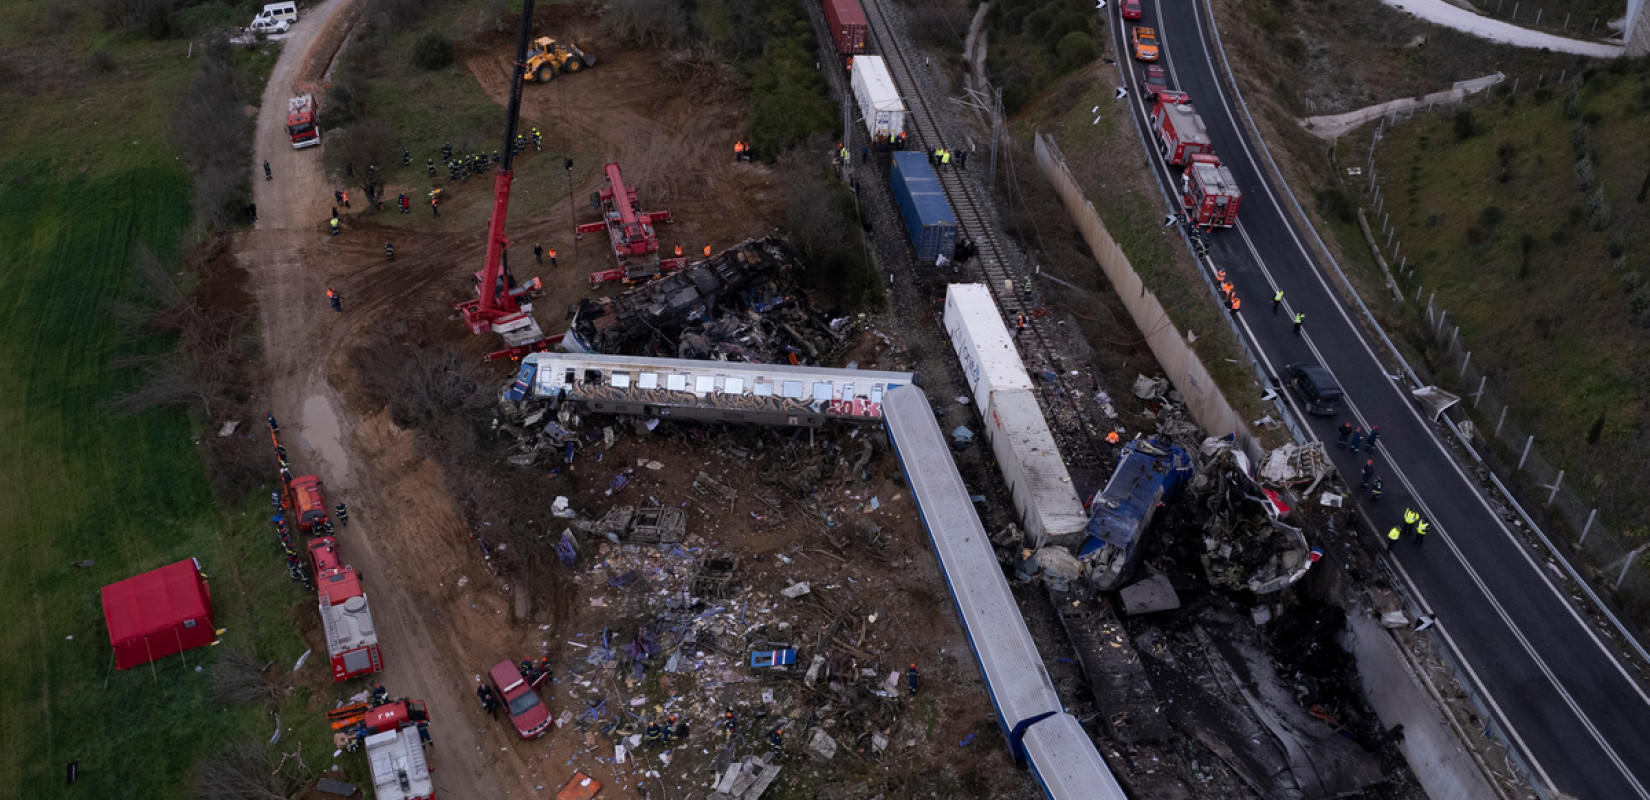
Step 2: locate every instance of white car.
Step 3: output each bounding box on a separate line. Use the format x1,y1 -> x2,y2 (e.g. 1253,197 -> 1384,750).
249,17 -> 292,34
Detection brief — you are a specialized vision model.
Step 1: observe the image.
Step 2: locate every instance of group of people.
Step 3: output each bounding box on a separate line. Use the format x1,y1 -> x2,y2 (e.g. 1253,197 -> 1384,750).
1338,420 -> 1431,549
264,412 -> 352,587
926,146 -> 967,170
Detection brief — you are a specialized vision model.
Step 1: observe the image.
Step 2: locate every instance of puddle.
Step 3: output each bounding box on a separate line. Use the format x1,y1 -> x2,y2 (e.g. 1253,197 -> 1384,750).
300,392 -> 353,484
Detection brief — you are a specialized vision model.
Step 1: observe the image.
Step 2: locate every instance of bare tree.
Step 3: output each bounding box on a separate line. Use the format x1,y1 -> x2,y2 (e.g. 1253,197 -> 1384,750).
210,646 -> 287,706
776,136 -> 851,266
191,737 -> 304,800
604,0 -> 690,48
171,48 -> 251,231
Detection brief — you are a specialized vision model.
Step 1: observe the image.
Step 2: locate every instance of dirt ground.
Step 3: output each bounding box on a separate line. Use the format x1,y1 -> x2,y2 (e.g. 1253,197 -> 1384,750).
241,1 -> 1019,796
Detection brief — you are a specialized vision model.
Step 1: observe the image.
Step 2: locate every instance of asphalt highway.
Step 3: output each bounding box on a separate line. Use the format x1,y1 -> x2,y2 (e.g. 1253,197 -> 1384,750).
1104,2 -> 1650,796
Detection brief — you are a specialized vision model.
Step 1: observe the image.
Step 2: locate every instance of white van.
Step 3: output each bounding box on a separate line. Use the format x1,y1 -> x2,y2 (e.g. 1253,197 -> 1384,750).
249,2 -> 298,33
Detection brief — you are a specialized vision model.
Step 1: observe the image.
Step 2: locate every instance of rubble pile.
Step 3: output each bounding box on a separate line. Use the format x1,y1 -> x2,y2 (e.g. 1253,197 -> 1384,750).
569,237 -> 852,363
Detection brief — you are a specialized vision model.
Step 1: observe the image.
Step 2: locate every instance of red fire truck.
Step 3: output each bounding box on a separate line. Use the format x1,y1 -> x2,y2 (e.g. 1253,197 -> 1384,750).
1182,154 -> 1242,228
317,564 -> 382,680
1149,91 -> 1212,166
286,93 -> 320,149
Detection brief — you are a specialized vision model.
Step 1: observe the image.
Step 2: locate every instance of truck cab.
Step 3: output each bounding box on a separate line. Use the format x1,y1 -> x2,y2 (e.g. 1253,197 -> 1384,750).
287,475 -> 330,532
489,660 -> 552,739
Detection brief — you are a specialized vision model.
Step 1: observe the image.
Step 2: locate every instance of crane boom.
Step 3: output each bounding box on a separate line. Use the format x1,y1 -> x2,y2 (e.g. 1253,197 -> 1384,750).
456,0 -> 551,360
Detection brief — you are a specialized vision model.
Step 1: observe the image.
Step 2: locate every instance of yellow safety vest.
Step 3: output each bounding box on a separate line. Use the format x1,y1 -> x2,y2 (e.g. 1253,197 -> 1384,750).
1387,527 -> 1402,541
1416,521 -> 1429,536
1403,508 -> 1419,525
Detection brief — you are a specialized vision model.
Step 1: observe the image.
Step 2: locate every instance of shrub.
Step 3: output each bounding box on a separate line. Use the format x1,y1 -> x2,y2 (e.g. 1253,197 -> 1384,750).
1316,187 -> 1357,224
1479,205 -> 1505,227
1055,31 -> 1099,71
1563,86 -> 1582,119
1575,158 -> 1595,191
88,49 -> 118,73
1582,110 -> 1603,125
412,32 -> 454,71
1588,188 -> 1611,230
1570,123 -> 1592,159
1452,109 -> 1476,141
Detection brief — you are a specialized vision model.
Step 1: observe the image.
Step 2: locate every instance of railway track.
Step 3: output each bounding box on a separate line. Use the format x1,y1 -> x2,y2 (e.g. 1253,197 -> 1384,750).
856,0 -> 1106,467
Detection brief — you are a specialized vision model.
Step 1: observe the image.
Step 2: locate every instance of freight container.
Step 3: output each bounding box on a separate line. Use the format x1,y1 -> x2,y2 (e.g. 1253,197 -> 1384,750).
944,283 -> 1032,403
983,388 -> 1090,547
822,0 -> 868,54
889,151 -> 958,264
849,56 -> 906,140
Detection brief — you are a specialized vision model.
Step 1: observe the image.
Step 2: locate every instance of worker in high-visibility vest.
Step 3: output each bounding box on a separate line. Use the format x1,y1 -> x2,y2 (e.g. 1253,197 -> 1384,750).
1387,526 -> 1402,551
1414,519 -> 1430,547
674,244 -> 683,258
1403,507 -> 1420,535
703,244 -> 712,258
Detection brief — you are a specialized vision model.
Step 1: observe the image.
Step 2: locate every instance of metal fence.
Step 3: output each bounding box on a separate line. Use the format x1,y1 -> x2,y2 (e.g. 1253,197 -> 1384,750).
1362,81 -> 1650,634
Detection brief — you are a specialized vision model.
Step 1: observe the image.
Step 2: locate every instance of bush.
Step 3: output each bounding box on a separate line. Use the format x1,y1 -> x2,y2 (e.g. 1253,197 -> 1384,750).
1563,86 -> 1582,119
87,49 -> 118,73
1479,205 -> 1505,227
604,0 -> 690,48
1055,31 -> 1099,71
1453,109 -> 1476,141
1588,188 -> 1611,230
1570,122 -> 1592,159
1316,187 -> 1357,224
412,32 -> 454,71
1575,158 -> 1595,191
99,0 -> 176,38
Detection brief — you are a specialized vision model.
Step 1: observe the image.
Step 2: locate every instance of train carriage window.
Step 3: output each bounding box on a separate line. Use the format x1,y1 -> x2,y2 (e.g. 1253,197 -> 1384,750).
724,377 -> 744,394
563,369 -> 576,385
841,383 -> 854,400
638,373 -> 659,390
611,372 -> 631,389
583,369 -> 602,384
667,374 -> 687,391
753,381 -> 773,397
812,382 -> 832,403
870,385 -> 884,403
782,381 -> 804,399
694,376 -> 715,395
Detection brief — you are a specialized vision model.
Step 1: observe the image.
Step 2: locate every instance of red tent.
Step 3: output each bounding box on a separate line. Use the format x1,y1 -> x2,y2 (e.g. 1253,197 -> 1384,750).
101,557 -> 216,670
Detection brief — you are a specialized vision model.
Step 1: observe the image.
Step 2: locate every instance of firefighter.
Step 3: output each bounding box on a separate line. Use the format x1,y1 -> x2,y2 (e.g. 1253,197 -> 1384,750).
492,150 -> 500,164
645,720 -> 663,746
674,715 -> 689,740
442,141 -> 453,160
533,243 -> 544,264
402,149 -> 411,166
532,127 -> 543,150
1337,421 -> 1353,448
703,244 -> 712,258
385,242 -> 395,261
1370,475 -> 1384,502
329,216 -> 340,236
336,503 -> 350,527
1106,429 -> 1122,444
548,247 -> 557,268
328,287 -> 341,312
768,728 -> 784,752
1367,425 -> 1381,450
371,684 -> 388,706
271,491 -> 283,510
907,663 -> 920,696
1414,519 -> 1429,547
266,411 -> 280,434
662,714 -> 678,743
1360,459 -> 1375,489
674,244 -> 683,258
1293,311 -> 1305,335
431,194 -> 440,217
427,158 -> 436,177
1350,426 -> 1365,453
723,708 -> 737,738
263,160 -> 272,181
477,685 -> 498,719
1023,276 -> 1033,297
1273,289 -> 1285,314
1387,526 -> 1402,551
323,518 -> 336,536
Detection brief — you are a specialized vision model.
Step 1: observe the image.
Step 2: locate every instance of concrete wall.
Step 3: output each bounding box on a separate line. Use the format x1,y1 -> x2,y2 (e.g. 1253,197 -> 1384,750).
1344,612 -> 1507,800
1629,0 -> 1650,57
1032,133 -> 1255,452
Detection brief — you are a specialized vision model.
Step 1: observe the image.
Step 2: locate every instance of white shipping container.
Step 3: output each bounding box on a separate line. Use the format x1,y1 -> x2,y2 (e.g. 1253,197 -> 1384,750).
944,284 -> 1032,404
849,57 -> 907,140
983,389 -> 1089,547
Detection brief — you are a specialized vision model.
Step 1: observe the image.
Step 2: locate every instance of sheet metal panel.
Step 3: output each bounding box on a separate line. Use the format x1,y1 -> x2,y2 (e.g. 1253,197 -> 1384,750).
849,56 -> 906,138
985,389 -> 1090,545
882,386 -> 1061,761
1023,713 -> 1127,800
943,283 -> 1033,401
889,151 -> 959,263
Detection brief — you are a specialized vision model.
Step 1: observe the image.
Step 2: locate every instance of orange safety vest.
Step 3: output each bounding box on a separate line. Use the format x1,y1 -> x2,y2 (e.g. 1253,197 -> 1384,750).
1230,296 -> 1241,311
548,249 -> 557,258
326,288 -> 336,299
703,245 -> 712,257
674,245 -> 683,257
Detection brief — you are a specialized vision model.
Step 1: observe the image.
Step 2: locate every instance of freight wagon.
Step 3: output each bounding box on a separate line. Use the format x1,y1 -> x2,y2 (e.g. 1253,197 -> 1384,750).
889,151 -> 958,264
848,56 -> 906,141
822,0 -> 868,54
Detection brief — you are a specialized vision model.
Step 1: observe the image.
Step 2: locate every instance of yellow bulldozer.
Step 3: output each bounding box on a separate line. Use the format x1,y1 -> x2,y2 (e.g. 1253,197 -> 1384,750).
524,37 -> 595,82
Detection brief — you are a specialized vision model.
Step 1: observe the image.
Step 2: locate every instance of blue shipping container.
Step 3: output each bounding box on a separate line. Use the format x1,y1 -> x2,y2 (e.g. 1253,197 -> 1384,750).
889,151 -> 959,264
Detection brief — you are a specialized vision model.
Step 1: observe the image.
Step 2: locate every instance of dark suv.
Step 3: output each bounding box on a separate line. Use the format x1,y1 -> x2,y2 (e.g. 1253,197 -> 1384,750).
1284,362 -> 1344,416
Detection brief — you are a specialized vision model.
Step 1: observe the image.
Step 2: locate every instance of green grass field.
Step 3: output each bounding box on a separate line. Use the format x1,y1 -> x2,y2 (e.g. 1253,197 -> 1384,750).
0,5 -> 347,796
1367,68 -> 1650,534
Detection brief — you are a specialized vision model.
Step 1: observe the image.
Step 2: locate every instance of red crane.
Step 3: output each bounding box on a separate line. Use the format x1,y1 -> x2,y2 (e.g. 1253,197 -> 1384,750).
455,0 -> 554,362
578,161 -> 685,286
